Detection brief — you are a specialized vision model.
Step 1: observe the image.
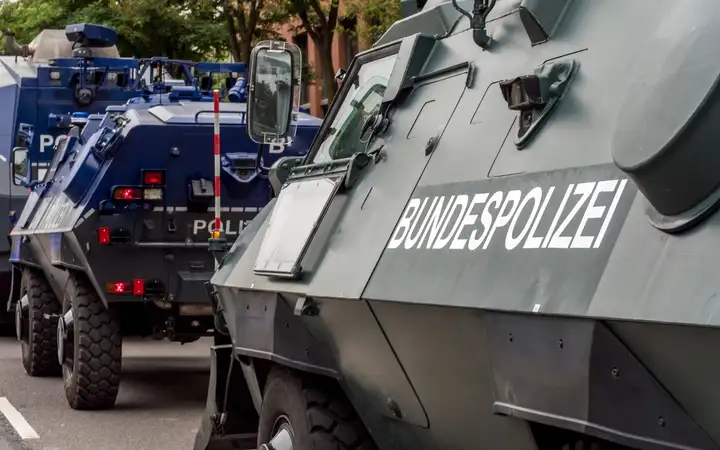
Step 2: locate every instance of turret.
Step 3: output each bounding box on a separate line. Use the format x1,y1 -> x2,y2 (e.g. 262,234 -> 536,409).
3,30 -> 32,58
63,24 -> 117,58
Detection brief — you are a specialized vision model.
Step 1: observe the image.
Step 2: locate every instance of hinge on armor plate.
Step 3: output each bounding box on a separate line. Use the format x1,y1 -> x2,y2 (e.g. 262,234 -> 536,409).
499,59 -> 578,149
254,152 -> 374,279
285,152 -> 371,191
91,119 -> 128,159
210,412 -> 227,436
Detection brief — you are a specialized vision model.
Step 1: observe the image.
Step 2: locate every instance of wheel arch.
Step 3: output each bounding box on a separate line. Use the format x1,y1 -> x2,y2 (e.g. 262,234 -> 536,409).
52,234 -> 109,308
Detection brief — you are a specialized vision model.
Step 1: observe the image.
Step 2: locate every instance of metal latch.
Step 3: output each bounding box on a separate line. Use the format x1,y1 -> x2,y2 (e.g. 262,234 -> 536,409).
499,59 -> 578,149
190,179 -> 214,198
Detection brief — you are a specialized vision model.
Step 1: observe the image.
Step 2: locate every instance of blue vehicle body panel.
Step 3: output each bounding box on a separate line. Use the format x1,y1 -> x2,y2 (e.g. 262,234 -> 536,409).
10,100 -> 321,306
0,63 -> 19,156
13,102 -> 321,234
1,56 -> 141,166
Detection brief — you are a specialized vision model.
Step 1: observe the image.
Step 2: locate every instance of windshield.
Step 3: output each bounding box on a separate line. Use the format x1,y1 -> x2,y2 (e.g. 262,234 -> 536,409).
313,54 -> 398,164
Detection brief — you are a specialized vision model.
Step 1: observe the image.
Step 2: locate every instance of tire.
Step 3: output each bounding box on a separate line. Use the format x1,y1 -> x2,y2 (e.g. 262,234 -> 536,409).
61,272 -> 122,410
257,367 -> 376,450
19,268 -> 61,377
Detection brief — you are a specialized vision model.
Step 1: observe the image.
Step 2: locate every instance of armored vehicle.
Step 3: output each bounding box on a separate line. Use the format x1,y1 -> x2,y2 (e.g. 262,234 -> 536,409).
9,51 -> 321,409
0,22 -> 236,327
193,0 -> 720,449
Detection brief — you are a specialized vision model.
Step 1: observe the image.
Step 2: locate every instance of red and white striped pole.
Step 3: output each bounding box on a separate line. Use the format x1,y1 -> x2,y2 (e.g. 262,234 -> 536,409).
212,90 -> 221,267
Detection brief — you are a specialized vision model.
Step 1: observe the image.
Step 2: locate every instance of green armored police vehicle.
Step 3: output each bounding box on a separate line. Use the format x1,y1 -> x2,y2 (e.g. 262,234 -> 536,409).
196,0 -> 720,449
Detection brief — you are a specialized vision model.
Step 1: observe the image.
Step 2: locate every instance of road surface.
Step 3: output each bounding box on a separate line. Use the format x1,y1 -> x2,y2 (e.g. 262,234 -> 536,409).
0,333 -> 213,450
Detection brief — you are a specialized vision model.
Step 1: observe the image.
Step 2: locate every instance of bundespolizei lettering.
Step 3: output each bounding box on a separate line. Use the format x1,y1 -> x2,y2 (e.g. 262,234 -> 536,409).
387,179 -> 628,251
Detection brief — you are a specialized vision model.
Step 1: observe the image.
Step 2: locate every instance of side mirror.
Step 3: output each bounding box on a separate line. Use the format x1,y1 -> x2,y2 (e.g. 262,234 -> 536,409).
11,147 -> 28,187
246,40 -> 302,145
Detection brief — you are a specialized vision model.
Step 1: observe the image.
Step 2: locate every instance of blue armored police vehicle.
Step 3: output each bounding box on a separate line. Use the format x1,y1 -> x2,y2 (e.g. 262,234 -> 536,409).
0,22 -> 242,327
9,40 -> 320,410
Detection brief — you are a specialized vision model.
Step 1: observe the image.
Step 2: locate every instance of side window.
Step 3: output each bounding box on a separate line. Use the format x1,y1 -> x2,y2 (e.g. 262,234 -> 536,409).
327,82 -> 385,160
313,53 -> 398,164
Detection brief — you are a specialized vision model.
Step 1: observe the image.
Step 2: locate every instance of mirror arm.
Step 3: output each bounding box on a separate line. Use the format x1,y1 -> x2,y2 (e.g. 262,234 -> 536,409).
255,142 -> 272,177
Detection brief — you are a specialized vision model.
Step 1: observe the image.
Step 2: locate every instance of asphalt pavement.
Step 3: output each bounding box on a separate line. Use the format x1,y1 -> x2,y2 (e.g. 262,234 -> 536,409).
0,331 -> 213,450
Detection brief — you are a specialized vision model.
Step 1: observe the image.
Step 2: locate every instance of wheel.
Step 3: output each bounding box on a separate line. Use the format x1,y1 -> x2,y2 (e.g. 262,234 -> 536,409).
60,272 -> 122,410
18,267 -> 61,377
257,367 -> 376,450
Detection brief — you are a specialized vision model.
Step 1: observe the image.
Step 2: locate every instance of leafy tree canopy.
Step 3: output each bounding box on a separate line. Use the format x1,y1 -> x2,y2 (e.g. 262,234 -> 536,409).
0,0 -> 402,104
0,0 -> 228,60
343,0 -> 400,44
268,0 -> 400,102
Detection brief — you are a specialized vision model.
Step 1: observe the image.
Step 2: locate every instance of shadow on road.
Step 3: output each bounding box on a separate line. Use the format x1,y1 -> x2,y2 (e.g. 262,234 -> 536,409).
114,369 -> 210,410
0,327 -> 15,339
109,352 -> 211,411
0,336 -> 215,450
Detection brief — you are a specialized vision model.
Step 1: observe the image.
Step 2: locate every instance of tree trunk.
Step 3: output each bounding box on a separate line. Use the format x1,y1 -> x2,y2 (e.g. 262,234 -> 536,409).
319,42 -> 337,102
227,34 -> 241,62
239,38 -> 252,64
223,5 -> 241,62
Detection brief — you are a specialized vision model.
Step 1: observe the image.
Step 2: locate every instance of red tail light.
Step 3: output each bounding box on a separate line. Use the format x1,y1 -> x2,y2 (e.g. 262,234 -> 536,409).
142,170 -> 165,185
106,281 -> 130,294
113,187 -> 142,200
133,279 -> 145,296
98,227 -> 110,244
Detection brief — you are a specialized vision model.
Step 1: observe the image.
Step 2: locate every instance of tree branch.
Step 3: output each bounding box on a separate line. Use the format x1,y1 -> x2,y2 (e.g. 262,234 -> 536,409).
327,0 -> 339,34
233,1 -> 248,38
247,0 -> 264,35
298,9 -> 321,43
223,2 -> 241,61
307,0 -> 328,31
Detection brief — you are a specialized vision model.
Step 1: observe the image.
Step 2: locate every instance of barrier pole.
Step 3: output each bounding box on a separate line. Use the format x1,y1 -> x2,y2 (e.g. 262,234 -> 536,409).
213,90 -> 221,268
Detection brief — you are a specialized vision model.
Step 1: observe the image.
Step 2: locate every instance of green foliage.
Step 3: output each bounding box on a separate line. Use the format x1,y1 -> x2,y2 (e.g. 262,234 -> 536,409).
302,63 -> 317,85
0,0 -> 67,50
0,0 -> 228,60
269,0 -> 398,103
342,0 -> 400,44
271,0 -> 339,37
222,0 -> 290,63
270,0 -> 340,101
0,0 -> 401,104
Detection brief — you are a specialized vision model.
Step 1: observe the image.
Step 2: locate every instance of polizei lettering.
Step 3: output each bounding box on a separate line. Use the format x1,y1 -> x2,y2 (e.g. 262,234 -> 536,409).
193,219 -> 249,235
387,179 -> 628,251
40,134 -> 68,153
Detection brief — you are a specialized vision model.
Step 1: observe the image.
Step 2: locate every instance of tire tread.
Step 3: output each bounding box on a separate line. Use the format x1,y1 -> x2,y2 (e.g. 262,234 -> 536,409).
22,268 -> 61,377
64,273 -> 121,410
265,368 -> 377,450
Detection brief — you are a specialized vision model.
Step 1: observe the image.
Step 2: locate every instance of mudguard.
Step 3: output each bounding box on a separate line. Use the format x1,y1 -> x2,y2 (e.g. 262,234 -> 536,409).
193,340 -> 258,450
